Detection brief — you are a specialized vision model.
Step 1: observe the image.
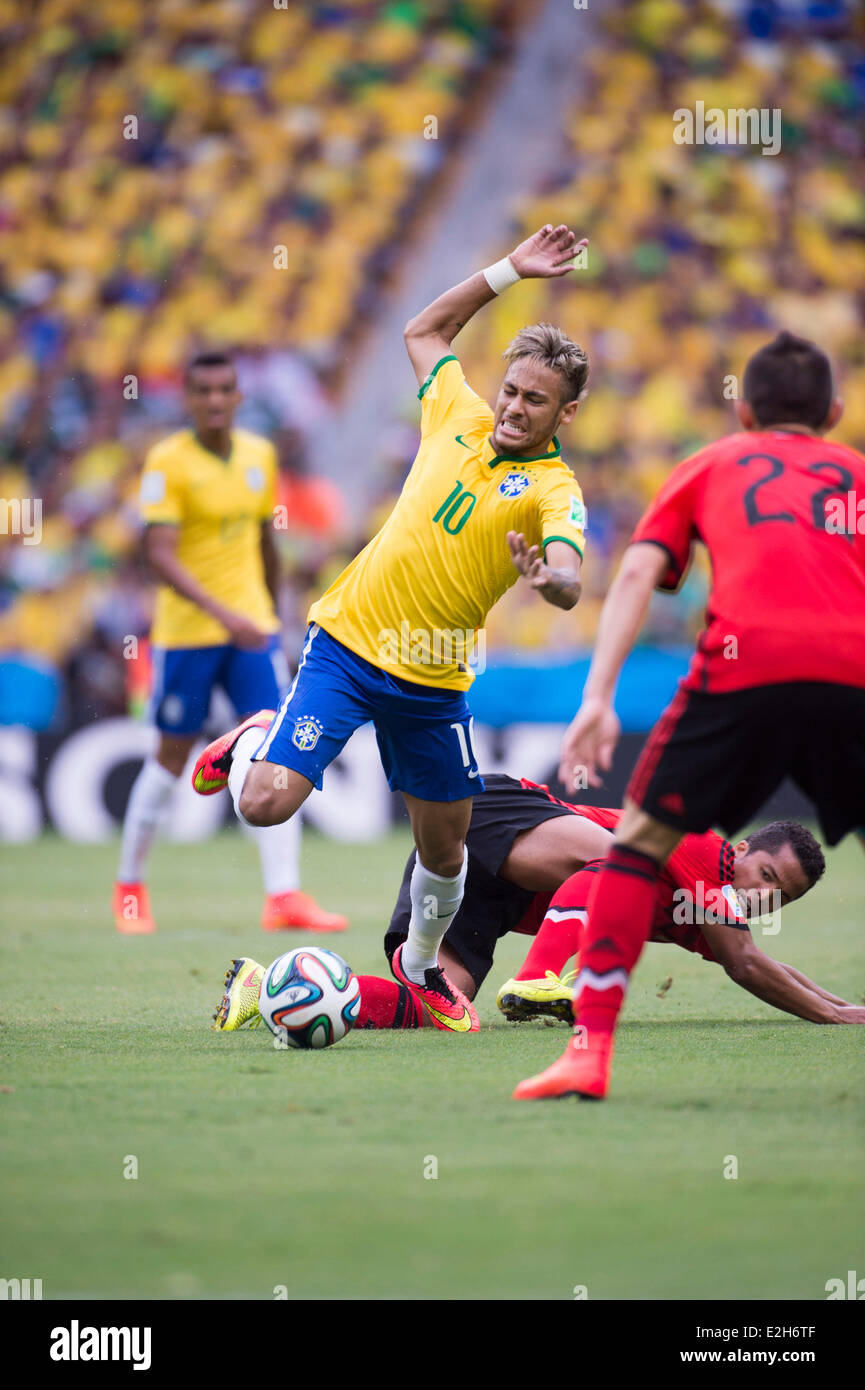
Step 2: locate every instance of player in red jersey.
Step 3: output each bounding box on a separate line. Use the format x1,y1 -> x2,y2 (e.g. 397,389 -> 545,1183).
212,775 -> 859,1033
379,778 -> 850,1029
516,330 -> 865,1101
495,805 -> 851,1026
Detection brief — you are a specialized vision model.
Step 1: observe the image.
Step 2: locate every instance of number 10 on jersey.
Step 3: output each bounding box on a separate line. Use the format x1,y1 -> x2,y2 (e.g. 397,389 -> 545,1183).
434,480 -> 477,534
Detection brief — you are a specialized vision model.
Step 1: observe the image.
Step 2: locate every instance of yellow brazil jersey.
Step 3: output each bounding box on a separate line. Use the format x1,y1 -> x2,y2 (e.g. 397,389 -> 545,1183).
139,428 -> 280,649
308,354 -> 586,690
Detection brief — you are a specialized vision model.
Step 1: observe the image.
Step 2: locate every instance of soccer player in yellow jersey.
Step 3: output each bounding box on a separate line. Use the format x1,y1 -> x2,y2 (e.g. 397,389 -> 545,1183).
113,352 -> 346,936
194,225 -> 587,1029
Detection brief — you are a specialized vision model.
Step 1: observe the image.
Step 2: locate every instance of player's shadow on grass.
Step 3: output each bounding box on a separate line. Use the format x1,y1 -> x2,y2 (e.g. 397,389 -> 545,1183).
627,1017 -> 802,1027
488,1016 -> 803,1031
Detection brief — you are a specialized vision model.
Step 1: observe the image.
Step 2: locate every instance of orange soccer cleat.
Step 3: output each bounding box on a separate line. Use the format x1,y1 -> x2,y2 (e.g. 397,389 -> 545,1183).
261,890 -> 349,934
113,882 -> 156,935
191,710 -> 276,795
512,1029 -> 615,1101
390,943 -> 479,1033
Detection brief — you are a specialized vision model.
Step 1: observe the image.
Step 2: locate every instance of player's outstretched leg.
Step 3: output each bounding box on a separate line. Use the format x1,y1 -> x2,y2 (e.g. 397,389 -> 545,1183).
212,957 -> 266,1031
192,710 -> 276,795
356,976 -> 425,1029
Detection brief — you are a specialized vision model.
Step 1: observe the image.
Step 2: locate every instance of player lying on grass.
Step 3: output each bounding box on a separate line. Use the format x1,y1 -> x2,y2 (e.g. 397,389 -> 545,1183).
192,224 -> 590,1036
212,775 -> 862,1033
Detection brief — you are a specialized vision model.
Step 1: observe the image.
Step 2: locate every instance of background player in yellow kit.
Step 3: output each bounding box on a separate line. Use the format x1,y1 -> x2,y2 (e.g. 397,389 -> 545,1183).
113,352 -> 346,936
193,225 -> 587,1030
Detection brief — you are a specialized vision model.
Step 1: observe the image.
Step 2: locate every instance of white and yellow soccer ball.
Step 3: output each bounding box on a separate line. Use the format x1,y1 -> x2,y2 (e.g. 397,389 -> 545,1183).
259,947 -> 360,1050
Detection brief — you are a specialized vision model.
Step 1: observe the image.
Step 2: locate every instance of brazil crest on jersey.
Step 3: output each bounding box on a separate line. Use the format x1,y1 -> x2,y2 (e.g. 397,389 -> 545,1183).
308,355 -> 586,690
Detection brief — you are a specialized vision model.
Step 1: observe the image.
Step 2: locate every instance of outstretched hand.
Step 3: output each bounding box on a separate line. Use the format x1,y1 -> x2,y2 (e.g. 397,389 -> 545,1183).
558,697 -> 622,794
509,224 -> 588,280
507,531 -> 552,589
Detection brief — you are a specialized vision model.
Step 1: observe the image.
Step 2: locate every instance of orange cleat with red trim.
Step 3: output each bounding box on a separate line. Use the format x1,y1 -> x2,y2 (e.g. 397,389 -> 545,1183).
113,882 -> 156,935
261,890 -> 349,934
191,710 -> 275,795
390,943 -> 479,1033
512,1029 -> 614,1101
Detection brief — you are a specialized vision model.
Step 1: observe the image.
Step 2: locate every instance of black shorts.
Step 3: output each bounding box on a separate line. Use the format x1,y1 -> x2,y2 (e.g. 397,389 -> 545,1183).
384,773 -> 576,992
629,681 -> 865,845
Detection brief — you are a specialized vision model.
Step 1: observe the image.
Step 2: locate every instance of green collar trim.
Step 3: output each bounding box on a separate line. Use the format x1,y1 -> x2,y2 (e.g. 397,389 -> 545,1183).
486,434 -> 562,467
417,354 -> 458,401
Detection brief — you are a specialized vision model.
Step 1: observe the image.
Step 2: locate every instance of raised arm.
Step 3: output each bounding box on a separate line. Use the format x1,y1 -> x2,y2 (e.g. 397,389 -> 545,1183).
403,274 -> 494,388
403,224 -> 584,388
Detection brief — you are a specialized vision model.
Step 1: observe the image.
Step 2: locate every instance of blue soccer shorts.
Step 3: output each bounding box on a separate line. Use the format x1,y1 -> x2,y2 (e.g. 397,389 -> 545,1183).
150,635 -> 289,735
252,624 -> 484,802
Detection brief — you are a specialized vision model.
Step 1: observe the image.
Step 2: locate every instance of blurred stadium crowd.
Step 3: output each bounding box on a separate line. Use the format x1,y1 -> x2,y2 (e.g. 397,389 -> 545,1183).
1,0 -> 863,732
465,0 -> 865,655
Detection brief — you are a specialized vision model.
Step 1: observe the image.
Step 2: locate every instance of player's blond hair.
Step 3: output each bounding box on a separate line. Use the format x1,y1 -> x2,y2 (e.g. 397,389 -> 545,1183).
502,323 -> 589,404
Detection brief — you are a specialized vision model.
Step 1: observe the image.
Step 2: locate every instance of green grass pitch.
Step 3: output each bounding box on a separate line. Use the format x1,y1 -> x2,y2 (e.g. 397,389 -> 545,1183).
1,828 -> 862,1300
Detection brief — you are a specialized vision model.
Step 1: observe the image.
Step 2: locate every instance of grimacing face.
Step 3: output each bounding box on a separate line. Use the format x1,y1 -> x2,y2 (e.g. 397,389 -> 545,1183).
492,357 -> 579,457
731,839 -> 811,916
185,365 -> 241,434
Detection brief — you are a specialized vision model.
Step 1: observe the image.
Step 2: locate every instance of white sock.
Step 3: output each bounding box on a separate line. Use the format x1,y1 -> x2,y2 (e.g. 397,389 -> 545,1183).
117,758 -> 177,882
401,850 -> 468,983
255,815 -> 301,896
227,728 -> 265,829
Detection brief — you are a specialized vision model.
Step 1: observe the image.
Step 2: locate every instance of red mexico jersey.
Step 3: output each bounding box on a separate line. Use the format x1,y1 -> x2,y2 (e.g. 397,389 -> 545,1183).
563,805 -> 744,961
653,824 -> 744,962
631,430 -> 865,693
517,785 -> 745,961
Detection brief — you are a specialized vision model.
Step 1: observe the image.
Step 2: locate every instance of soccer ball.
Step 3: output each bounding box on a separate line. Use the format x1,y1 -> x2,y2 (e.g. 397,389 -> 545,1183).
259,947 -> 360,1050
